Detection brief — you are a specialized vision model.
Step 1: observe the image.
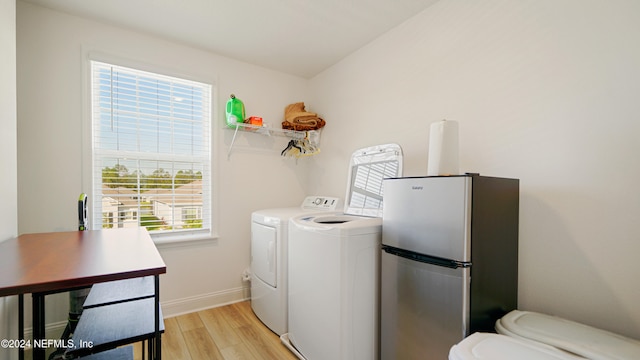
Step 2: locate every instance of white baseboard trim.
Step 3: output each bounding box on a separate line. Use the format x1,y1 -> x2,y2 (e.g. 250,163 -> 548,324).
23,319 -> 68,342
160,285 -> 251,318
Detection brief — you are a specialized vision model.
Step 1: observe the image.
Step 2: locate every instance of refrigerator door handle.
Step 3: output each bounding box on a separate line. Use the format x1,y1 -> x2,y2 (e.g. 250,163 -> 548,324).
382,245 -> 471,269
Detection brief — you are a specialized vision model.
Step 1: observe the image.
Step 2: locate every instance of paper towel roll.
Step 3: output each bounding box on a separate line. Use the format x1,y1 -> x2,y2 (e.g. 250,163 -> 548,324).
427,120 -> 459,176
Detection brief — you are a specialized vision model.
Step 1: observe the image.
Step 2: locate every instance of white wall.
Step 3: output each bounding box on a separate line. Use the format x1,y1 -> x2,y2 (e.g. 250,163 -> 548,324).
309,0 -> 640,339
14,0 -> 640,344
1,1 -> 19,359
16,0 -> 312,326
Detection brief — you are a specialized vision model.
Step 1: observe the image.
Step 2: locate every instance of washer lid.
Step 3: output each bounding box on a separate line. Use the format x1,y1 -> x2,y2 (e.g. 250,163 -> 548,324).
344,143 -> 403,217
449,333 -> 581,360
496,310 -> 640,360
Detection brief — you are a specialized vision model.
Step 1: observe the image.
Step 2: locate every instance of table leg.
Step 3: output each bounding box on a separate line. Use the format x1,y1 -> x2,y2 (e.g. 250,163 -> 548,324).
32,293 -> 45,360
18,294 -> 24,360
154,275 -> 161,360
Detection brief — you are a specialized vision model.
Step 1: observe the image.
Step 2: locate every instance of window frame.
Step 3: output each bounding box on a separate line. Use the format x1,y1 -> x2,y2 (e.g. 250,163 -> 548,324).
83,52 -> 218,245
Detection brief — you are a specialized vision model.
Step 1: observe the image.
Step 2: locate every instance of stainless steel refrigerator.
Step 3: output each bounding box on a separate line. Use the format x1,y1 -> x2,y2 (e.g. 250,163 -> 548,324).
380,174 -> 519,360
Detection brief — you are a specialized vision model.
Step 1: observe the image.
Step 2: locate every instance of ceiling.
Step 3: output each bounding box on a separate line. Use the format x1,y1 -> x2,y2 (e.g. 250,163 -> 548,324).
22,0 -> 440,78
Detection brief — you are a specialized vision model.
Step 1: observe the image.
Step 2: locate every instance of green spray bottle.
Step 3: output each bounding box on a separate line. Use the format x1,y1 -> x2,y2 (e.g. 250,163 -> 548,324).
225,94 -> 246,128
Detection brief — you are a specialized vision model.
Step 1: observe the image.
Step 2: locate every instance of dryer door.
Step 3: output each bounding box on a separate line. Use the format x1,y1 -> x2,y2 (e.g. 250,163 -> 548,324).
251,222 -> 277,287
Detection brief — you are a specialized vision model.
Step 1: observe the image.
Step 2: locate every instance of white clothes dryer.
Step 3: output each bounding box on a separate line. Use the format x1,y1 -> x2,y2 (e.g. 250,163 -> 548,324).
251,196 -> 339,335
282,144 -> 403,360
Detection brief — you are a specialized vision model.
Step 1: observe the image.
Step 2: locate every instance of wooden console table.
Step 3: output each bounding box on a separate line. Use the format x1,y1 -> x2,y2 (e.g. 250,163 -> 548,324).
0,228 -> 166,360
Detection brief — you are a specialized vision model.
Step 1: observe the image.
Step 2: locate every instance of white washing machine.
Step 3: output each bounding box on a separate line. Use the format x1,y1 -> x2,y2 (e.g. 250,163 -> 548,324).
282,144 -> 403,360
251,196 -> 340,335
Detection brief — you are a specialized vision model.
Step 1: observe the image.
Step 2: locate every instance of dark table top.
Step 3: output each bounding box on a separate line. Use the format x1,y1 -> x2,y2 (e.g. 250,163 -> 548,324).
0,228 -> 166,297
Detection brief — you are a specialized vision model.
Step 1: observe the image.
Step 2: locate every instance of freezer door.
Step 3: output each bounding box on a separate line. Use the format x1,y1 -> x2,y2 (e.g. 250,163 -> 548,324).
380,250 -> 470,360
383,176 -> 471,262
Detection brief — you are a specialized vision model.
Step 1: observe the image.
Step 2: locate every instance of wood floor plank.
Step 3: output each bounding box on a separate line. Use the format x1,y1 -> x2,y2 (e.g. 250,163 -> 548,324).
176,311 -> 206,332
199,307 -> 243,349
219,342 -> 259,360
182,327 -> 225,360
161,316 -> 192,360
233,302 -> 282,340
131,300 -> 298,360
235,324 -> 286,360
232,302 -> 298,360
216,302 -> 253,329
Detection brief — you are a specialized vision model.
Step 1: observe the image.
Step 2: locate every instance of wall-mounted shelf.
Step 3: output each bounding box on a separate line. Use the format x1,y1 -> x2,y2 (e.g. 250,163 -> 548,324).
226,123 -> 321,158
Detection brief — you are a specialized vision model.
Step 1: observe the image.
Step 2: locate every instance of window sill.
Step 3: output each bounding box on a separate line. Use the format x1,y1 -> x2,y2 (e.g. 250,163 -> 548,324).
153,232 -> 219,249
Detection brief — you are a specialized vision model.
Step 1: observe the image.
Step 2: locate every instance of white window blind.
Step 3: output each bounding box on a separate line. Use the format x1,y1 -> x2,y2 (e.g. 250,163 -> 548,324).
90,60 -> 212,239
349,160 -> 399,209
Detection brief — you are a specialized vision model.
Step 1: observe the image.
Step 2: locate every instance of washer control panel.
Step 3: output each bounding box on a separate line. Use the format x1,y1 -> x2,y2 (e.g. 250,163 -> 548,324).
301,196 -> 340,211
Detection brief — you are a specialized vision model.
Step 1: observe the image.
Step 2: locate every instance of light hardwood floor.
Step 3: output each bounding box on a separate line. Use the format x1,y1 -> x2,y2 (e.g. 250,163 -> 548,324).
134,301 -> 298,360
